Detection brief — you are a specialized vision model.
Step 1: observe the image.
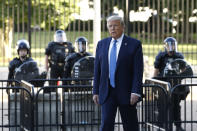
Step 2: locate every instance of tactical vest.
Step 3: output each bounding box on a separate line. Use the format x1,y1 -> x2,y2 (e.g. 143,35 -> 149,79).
51,43 -> 66,63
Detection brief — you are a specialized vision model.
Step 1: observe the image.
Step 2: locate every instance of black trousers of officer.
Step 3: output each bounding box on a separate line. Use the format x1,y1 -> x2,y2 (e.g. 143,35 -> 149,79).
46,64 -> 64,92
157,93 -> 182,128
171,93 -> 182,127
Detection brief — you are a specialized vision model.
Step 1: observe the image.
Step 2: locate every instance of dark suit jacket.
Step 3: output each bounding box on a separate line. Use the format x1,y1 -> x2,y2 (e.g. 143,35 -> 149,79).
93,35 -> 143,105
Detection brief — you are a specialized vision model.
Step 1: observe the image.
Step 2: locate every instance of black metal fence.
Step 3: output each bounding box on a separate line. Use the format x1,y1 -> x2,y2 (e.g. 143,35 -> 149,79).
0,0 -> 197,68
0,77 -> 197,131
143,77 -> 197,131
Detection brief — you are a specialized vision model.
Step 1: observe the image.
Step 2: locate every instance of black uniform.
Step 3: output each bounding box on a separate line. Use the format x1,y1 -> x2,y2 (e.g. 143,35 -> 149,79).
64,52 -> 92,79
154,51 -> 184,77
7,57 -> 35,91
45,42 -> 74,85
154,51 -> 184,128
8,57 -> 34,80
45,42 -> 65,79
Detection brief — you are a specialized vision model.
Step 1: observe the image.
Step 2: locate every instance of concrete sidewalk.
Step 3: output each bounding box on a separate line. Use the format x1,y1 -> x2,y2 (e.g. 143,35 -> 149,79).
0,67 -> 8,80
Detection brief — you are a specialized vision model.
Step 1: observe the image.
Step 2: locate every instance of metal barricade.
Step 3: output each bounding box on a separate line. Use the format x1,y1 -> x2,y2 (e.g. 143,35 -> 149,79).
20,80 -> 34,131
0,80 -> 33,131
62,85 -> 100,131
170,83 -> 197,131
140,78 -> 169,131
1,77 -> 197,131
145,76 -> 197,131
34,86 -> 61,131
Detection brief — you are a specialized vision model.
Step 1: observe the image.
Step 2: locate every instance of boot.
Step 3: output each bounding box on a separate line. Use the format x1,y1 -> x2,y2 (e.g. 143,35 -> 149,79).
176,126 -> 185,131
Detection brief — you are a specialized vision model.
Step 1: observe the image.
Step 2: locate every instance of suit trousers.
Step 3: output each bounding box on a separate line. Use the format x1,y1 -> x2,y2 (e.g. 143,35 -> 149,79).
100,85 -> 139,131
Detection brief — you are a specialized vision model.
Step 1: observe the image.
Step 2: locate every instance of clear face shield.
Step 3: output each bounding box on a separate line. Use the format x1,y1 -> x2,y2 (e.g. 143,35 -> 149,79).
76,41 -> 86,53
16,40 -> 30,59
19,49 -> 28,59
54,31 -> 67,43
165,41 -> 177,54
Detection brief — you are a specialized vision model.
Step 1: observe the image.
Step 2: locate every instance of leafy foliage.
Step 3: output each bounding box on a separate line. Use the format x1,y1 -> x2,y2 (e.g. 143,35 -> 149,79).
0,0 -> 80,30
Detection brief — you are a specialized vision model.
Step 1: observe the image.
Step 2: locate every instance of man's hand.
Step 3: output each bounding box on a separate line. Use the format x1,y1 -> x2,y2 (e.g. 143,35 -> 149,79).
93,95 -> 99,105
130,94 -> 139,105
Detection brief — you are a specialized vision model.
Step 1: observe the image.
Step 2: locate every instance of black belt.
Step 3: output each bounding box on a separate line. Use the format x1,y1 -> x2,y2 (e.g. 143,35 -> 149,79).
51,61 -> 64,66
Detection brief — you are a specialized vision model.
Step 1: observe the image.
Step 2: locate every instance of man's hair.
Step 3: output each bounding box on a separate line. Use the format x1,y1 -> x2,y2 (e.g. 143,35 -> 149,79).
107,15 -> 125,27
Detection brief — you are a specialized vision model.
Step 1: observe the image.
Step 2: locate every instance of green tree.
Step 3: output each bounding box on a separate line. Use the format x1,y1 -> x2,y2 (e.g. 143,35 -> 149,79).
0,0 -> 79,59
0,0 -> 79,30
32,0 -> 79,30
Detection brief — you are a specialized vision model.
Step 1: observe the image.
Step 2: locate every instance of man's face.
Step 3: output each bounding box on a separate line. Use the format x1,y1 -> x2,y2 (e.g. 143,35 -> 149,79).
165,42 -> 176,56
19,49 -> 28,59
166,43 -> 175,52
107,20 -> 124,39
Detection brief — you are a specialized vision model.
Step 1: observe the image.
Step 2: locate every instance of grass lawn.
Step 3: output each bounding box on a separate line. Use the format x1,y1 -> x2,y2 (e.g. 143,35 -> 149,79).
0,31 -> 196,66
142,43 -> 197,65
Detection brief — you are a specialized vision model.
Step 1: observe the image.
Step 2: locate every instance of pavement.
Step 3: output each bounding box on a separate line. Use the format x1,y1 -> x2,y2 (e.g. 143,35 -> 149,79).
0,67 -> 8,80
0,66 -> 197,130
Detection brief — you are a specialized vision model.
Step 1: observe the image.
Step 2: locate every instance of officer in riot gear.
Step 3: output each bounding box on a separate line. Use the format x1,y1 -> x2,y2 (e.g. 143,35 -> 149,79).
71,56 -> 95,79
64,37 -> 92,84
153,37 -> 183,77
153,37 -> 191,131
163,59 -> 193,78
45,30 -> 75,88
8,39 -> 40,88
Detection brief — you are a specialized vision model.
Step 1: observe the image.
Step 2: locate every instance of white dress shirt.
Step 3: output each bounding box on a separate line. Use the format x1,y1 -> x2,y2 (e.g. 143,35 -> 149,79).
108,33 -> 124,65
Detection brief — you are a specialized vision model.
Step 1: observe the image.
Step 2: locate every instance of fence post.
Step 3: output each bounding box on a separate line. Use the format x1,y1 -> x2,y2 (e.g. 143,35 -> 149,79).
36,92 -> 61,131
9,93 -> 21,131
28,0 -> 32,56
62,88 -> 101,131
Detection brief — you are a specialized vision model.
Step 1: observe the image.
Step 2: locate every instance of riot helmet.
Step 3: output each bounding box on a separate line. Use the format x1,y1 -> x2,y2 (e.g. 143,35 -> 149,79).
75,37 -> 88,53
54,30 -> 67,43
16,39 -> 30,55
164,37 -> 177,55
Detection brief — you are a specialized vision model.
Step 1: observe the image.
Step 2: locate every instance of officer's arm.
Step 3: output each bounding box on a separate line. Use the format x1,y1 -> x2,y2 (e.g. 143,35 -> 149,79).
45,55 -> 49,72
45,42 -> 53,72
7,61 -> 15,87
8,61 -> 16,80
153,52 -> 162,77
64,59 -> 72,78
8,68 -> 14,80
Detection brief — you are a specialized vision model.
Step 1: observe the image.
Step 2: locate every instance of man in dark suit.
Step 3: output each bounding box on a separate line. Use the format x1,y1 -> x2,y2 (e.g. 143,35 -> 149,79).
93,15 -> 144,131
